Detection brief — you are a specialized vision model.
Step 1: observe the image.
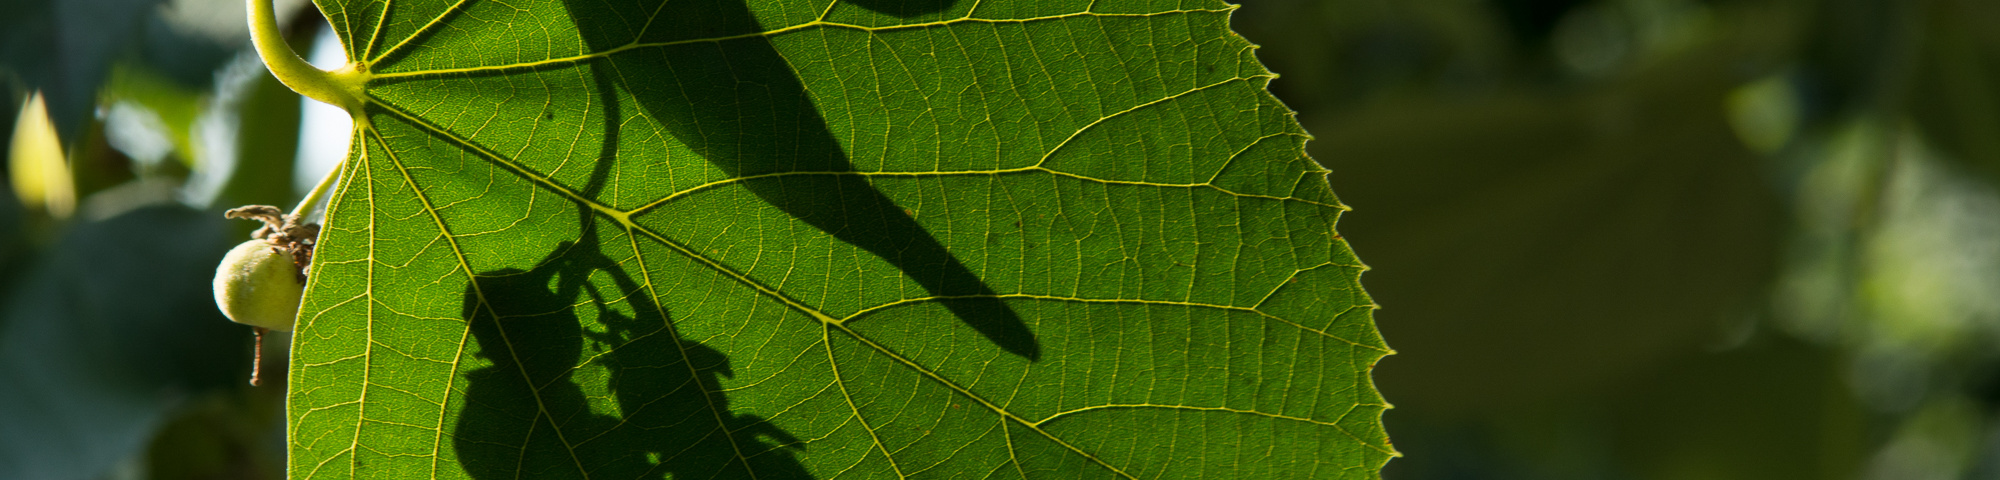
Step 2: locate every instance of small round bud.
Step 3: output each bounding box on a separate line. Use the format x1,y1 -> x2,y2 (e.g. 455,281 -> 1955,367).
213,239 -> 304,331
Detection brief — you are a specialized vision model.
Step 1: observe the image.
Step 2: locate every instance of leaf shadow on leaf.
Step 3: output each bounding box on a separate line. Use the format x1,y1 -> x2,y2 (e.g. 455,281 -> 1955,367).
449,49 -> 815,478
451,250 -> 815,479
452,201 -> 813,478
561,0 -> 1041,361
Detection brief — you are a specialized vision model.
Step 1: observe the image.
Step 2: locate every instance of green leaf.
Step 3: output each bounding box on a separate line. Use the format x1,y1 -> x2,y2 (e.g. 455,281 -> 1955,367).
288,0 -> 1392,478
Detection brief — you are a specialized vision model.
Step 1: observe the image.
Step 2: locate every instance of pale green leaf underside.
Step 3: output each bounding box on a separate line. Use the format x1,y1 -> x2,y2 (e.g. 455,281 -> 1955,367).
289,0 -> 1393,478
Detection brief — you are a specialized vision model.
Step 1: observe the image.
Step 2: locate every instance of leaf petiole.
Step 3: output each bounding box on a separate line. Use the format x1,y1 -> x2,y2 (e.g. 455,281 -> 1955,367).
289,158 -> 340,221
248,0 -> 368,115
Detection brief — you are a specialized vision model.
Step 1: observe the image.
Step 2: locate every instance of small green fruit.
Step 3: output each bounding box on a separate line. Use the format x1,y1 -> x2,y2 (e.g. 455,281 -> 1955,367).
213,238 -> 303,331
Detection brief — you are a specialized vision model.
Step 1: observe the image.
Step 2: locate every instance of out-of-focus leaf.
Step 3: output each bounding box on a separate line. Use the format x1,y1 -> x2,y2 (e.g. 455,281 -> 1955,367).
0,0 -> 168,138
0,205 -> 250,480
1727,73 -> 1803,155
101,65 -> 208,169
1600,337 -> 1867,480
1906,0 -> 2000,181
8,92 -> 73,218
142,390 -> 285,480
0,0 -> 309,140
1226,0 -> 1517,114
213,55 -> 302,208
287,0 -> 1392,478
1317,42 -> 1783,415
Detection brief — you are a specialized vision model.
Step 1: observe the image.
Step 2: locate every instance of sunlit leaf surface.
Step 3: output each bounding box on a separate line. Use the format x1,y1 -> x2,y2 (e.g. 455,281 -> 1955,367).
289,0 -> 1391,478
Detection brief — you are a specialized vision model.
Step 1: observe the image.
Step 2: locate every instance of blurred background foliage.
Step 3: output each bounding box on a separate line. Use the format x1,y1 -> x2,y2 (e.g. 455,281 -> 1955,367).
2,0 -> 313,478
0,0 -> 1995,479
1232,0 -> 2000,478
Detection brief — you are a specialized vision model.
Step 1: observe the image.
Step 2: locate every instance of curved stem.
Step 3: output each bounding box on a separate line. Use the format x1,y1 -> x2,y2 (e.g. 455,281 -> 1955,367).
249,0 -> 366,113
290,160 -> 341,221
